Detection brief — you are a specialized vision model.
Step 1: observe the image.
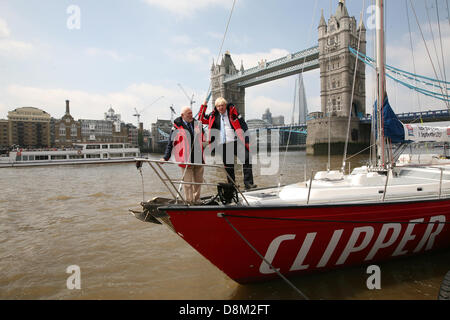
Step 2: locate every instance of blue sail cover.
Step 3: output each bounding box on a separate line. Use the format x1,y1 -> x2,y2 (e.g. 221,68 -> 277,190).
374,95 -> 449,143
382,96 -> 405,143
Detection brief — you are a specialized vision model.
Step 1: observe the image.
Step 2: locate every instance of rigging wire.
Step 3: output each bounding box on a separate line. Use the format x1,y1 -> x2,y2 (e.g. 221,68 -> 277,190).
447,0 -> 450,27
409,0 -> 450,109
405,0 -> 422,114
220,214 -> 309,300
202,0 -> 237,106
425,0 -> 446,89
342,1 -> 366,171
435,0 -> 449,100
279,77 -> 298,188
279,0 -> 318,186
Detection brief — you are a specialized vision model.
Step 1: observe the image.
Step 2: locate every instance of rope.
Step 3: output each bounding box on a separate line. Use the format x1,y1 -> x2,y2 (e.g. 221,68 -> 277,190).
202,0 -> 237,106
138,166 -> 145,202
219,213 -> 309,300
220,213 -> 450,225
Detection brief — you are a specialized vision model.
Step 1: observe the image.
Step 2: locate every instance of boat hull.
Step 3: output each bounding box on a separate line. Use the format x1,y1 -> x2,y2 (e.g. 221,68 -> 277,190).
159,199 -> 450,283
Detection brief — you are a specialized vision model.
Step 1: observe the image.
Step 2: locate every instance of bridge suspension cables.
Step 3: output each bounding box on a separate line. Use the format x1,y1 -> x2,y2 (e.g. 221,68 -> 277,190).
349,47 -> 450,104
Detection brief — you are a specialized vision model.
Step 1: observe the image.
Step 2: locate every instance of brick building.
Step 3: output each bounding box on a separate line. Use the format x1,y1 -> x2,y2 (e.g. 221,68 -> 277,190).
7,107 -> 51,148
55,100 -> 82,147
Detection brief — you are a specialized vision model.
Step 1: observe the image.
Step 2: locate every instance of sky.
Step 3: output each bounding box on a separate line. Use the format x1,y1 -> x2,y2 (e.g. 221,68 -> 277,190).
0,0 -> 449,129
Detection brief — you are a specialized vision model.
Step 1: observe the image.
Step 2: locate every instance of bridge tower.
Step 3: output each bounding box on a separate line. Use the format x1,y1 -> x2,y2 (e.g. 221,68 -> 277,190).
210,51 -> 246,117
307,1 -> 370,155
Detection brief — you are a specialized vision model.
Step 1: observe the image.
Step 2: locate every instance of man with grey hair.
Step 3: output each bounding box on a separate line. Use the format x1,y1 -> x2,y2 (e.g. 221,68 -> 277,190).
161,106 -> 205,203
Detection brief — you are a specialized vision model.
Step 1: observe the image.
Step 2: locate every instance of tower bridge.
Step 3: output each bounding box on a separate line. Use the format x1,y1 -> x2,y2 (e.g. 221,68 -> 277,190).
210,0 -> 368,155
222,46 -> 319,88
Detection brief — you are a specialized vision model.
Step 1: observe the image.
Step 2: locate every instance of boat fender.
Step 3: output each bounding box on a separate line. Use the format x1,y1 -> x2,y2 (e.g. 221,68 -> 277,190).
438,270 -> 450,300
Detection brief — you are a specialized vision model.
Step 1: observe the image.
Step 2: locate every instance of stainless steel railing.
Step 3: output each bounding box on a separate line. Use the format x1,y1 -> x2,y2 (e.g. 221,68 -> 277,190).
135,158 -> 249,205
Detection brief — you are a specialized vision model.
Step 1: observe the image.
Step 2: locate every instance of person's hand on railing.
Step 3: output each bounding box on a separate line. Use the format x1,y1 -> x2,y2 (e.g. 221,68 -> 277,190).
159,158 -> 167,164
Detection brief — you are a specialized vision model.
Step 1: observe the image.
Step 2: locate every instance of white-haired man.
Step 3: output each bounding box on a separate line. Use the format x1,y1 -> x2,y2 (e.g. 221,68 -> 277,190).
161,106 -> 205,203
199,97 -> 256,190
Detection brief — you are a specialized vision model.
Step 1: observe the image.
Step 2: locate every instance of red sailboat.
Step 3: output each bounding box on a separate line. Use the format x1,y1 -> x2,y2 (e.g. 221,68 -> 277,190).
130,0 -> 450,285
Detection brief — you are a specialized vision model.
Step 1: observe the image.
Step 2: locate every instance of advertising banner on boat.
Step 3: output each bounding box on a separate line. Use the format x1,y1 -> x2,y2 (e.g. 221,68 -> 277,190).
403,124 -> 450,143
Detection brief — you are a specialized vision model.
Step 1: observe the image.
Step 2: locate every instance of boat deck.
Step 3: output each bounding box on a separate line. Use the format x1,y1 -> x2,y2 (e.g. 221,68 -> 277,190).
242,166 -> 450,206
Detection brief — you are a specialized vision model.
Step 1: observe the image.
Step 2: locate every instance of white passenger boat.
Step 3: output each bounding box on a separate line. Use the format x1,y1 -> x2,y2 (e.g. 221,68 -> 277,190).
0,143 -> 140,167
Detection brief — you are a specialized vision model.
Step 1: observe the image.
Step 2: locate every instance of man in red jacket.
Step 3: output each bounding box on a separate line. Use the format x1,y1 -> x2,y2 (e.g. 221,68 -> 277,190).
161,106 -> 205,203
199,97 -> 256,190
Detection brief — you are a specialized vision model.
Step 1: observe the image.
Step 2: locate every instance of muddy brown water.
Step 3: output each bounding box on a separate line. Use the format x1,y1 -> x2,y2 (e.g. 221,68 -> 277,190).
1,151 -> 449,299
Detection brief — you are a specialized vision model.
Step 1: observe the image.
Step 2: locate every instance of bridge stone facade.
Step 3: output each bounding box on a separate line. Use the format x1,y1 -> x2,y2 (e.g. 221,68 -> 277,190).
307,2 -> 369,155
210,1 -> 370,154
210,52 -> 246,118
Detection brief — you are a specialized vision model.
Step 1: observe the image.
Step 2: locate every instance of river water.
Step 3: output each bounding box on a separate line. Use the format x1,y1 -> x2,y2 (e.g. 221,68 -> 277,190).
1,150 -> 449,300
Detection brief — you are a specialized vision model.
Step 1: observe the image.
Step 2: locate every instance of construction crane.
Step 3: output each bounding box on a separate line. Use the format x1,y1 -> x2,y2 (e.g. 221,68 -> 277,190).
133,96 -> 164,126
177,83 -> 195,108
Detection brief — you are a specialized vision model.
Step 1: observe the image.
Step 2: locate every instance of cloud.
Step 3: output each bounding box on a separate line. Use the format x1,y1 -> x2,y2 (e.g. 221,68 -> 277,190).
0,18 -> 33,58
0,39 -> 33,57
0,18 -> 10,38
84,47 -> 128,62
141,0 -> 231,17
0,83 -> 208,128
166,46 -> 212,64
170,35 -> 192,45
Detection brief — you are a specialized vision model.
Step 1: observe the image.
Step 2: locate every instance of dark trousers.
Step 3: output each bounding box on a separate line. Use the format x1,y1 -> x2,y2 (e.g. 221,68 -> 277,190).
218,141 -> 254,186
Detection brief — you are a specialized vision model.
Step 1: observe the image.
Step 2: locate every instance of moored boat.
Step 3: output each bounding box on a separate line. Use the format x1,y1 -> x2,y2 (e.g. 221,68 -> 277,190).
0,143 -> 140,167
129,0 -> 450,287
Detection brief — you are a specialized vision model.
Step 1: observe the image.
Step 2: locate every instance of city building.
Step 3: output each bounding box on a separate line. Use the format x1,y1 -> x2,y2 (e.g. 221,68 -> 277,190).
79,119 -> 113,143
0,119 -> 9,150
7,107 -> 51,148
126,123 -> 139,146
262,109 -> 272,124
272,115 -> 285,126
247,119 -> 270,129
55,100 -> 82,147
151,119 -> 172,153
261,108 -> 284,126
105,107 -> 129,143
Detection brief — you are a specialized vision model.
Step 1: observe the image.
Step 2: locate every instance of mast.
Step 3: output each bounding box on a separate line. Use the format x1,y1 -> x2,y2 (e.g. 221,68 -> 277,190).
376,0 -> 387,168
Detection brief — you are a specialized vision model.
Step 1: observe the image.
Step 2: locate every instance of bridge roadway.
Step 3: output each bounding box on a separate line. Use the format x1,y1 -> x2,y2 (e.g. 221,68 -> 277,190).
223,46 -> 319,88
156,110 -> 449,144
360,109 -> 450,124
